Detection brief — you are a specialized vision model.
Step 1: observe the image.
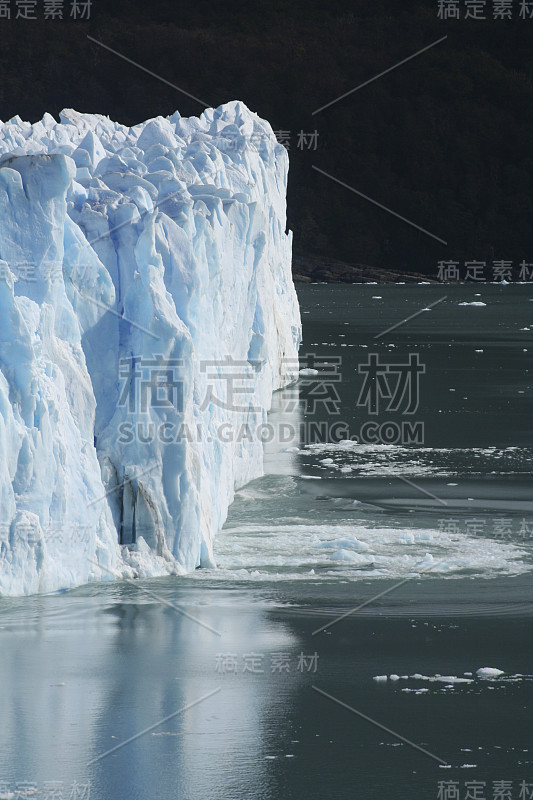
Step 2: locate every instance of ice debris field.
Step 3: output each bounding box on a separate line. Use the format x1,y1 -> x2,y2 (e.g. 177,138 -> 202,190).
373,667 -> 533,695
0,102 -> 301,596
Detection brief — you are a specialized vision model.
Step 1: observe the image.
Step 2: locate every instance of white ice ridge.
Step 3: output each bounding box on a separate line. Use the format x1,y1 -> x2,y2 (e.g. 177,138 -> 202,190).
0,102 -> 301,595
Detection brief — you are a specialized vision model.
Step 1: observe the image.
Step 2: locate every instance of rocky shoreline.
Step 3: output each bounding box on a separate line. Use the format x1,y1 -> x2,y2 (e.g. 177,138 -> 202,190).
292,252 -> 436,283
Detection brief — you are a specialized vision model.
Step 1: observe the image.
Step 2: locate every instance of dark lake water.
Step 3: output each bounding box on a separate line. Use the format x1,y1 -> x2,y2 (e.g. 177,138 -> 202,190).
1,284 -> 532,800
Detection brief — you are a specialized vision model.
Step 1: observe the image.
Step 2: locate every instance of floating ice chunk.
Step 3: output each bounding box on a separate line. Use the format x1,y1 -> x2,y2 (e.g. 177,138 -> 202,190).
330,549 -> 371,564
409,674 -> 473,684
476,667 -> 504,678
317,538 -> 370,552
398,533 -> 415,544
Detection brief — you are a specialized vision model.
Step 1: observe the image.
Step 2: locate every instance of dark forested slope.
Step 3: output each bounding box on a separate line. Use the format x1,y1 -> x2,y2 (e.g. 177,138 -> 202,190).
1,0 -> 531,276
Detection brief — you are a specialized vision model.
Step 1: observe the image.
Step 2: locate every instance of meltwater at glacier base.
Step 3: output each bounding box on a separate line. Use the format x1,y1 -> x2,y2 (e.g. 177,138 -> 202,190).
0,101 -> 301,596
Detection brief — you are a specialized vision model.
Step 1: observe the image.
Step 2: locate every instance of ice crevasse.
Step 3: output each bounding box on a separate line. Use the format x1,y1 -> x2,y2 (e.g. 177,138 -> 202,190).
0,101 -> 301,596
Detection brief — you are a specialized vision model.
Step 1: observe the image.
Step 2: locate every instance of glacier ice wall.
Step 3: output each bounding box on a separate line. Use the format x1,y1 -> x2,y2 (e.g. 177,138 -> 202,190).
0,102 -> 301,596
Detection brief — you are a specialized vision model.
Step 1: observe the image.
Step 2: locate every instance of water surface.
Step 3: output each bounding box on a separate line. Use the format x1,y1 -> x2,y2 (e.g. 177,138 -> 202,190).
1,283 -> 532,800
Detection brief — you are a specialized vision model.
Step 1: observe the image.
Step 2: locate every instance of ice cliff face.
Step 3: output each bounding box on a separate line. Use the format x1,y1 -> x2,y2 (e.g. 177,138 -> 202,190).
0,102 -> 301,596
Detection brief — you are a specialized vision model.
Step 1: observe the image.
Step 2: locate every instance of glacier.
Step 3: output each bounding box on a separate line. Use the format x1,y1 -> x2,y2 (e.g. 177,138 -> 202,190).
0,102 -> 301,596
